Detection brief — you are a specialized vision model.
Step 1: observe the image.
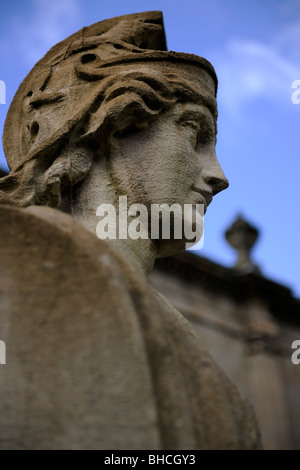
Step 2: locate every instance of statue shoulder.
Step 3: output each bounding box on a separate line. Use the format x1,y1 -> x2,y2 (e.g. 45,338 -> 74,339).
0,203 -> 132,292
0,203 -> 105,253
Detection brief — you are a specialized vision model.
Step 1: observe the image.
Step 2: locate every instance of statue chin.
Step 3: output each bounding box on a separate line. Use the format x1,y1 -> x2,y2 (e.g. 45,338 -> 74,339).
156,221 -> 204,258
156,238 -> 187,258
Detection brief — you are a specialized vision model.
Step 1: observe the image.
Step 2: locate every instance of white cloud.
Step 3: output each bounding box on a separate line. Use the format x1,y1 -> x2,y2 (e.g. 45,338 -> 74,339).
214,38 -> 300,117
0,0 -> 81,66
274,16 -> 300,62
211,2 -> 300,118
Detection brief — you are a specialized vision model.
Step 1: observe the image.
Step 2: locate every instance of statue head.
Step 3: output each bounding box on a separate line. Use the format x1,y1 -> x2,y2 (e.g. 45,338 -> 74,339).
0,11 -> 228,260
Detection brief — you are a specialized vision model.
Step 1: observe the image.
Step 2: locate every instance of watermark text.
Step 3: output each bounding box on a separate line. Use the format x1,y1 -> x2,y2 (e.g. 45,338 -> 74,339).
0,80 -> 5,105
96,196 -> 204,250
0,340 -> 6,364
291,340 -> 300,365
291,80 -> 300,104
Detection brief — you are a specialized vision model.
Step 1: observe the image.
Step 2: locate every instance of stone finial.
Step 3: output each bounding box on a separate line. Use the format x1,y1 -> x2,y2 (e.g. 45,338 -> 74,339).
225,215 -> 260,273
0,13 -> 261,450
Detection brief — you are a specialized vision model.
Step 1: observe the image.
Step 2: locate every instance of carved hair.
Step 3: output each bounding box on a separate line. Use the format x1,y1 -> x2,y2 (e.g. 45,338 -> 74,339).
0,67 -> 217,208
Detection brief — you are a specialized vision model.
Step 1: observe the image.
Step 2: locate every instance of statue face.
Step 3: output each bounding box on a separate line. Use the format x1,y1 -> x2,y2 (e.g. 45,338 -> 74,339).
109,99 -> 228,254
111,104 -> 227,210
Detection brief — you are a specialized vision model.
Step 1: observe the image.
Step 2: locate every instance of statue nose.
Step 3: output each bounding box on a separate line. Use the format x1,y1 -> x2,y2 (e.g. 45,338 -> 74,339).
204,174 -> 229,195
199,151 -> 229,196
202,160 -> 229,195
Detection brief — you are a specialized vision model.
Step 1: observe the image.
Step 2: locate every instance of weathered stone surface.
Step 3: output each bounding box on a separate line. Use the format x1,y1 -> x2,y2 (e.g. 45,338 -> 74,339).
150,250 -> 300,449
0,204 -> 260,449
0,12 -> 261,449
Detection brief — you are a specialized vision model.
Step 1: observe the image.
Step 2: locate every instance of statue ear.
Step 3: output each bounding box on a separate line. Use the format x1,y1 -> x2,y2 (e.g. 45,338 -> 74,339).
113,116 -> 150,140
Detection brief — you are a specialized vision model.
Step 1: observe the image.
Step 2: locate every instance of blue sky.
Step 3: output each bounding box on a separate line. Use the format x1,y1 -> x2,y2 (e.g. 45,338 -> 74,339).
0,0 -> 299,296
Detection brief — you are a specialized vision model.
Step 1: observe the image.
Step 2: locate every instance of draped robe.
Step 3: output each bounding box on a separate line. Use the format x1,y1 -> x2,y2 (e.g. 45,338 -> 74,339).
0,204 -> 261,449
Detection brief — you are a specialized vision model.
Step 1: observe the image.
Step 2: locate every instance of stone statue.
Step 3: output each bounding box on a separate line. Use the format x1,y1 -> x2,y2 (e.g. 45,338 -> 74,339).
0,12 -> 261,449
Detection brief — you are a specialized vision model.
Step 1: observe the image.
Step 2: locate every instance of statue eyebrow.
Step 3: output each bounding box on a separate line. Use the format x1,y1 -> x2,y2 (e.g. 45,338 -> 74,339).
181,86 -> 218,120
176,109 -> 217,134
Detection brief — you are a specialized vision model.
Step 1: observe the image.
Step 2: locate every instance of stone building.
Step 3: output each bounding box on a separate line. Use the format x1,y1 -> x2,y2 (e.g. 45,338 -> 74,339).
149,215 -> 300,450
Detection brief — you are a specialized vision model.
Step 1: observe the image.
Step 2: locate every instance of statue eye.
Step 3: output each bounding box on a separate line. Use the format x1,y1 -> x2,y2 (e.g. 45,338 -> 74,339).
196,121 -> 215,147
177,112 -> 216,148
180,120 -> 199,145
196,126 -> 210,146
184,121 -> 210,147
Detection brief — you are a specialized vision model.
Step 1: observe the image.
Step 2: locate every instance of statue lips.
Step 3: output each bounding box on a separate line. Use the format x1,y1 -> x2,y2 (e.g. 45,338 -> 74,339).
192,185 -> 213,214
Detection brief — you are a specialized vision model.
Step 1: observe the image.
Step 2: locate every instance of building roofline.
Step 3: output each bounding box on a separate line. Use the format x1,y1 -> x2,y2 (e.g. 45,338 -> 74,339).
154,252 -> 300,326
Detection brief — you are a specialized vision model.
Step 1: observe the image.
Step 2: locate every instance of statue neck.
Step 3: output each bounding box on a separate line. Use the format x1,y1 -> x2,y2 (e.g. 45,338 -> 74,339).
67,158 -> 158,277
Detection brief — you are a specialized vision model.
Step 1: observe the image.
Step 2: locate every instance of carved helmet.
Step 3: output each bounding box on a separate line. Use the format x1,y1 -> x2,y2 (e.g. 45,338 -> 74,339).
3,11 -> 217,174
